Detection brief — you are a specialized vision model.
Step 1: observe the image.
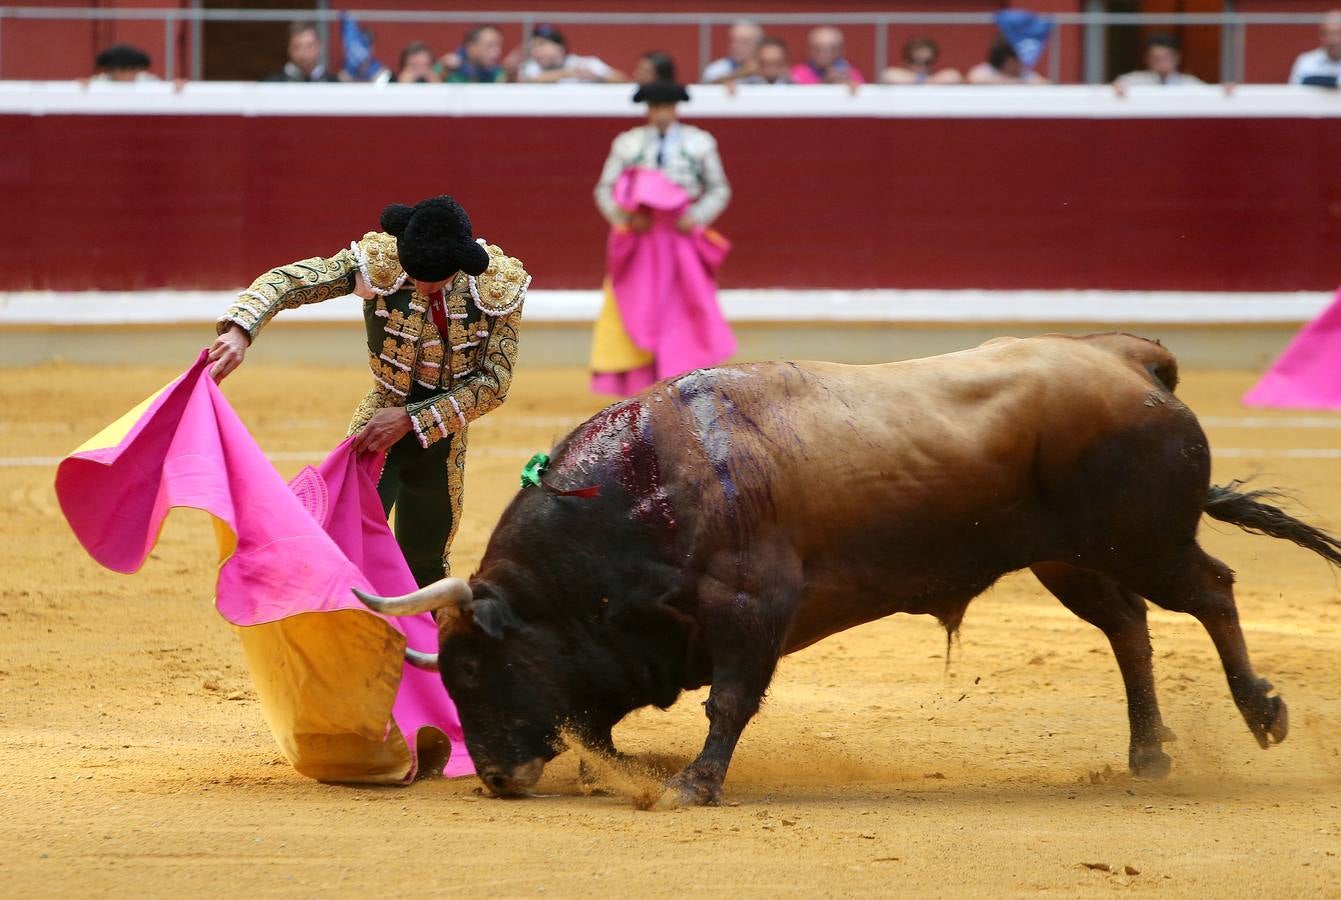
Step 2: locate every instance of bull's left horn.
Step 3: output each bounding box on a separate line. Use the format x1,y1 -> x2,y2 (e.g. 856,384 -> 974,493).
352,577 -> 473,617
404,648 -> 440,672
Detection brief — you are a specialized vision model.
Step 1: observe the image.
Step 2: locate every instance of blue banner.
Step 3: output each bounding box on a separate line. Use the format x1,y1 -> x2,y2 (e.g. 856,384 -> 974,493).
341,12 -> 385,81
994,10 -> 1053,69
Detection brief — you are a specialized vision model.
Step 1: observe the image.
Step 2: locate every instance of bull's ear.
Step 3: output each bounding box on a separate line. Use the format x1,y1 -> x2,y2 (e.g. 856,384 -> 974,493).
472,598 -> 521,640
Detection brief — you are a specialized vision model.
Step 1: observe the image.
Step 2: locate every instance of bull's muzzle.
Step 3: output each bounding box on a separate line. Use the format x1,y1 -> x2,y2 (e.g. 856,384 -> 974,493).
479,758 -> 546,798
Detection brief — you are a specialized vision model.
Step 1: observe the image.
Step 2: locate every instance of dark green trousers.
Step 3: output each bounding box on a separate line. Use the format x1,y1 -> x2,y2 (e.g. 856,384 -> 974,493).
377,431 -> 457,589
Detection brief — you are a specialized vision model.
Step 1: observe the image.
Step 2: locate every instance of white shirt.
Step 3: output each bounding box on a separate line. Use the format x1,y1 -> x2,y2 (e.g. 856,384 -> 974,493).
593,122 -> 731,227
1289,48 -> 1341,84
700,57 -> 738,83
518,54 -> 613,83
1115,70 -> 1205,86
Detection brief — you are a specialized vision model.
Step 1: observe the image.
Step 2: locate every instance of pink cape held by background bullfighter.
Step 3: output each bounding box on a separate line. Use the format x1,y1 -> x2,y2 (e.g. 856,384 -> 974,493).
1243,286 -> 1341,411
54,351 -> 471,784
590,167 -> 736,396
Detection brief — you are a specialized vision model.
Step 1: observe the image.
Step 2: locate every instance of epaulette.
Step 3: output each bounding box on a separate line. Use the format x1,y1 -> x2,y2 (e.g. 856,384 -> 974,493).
352,232 -> 409,296
469,241 -> 530,316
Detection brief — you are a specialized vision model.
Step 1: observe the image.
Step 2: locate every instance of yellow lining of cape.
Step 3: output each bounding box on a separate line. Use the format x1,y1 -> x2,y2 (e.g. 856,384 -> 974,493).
589,277 -> 654,373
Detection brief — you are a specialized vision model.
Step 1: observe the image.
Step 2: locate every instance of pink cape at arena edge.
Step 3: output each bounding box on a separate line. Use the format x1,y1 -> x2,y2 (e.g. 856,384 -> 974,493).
54,351 -> 472,783
1243,287 -> 1341,411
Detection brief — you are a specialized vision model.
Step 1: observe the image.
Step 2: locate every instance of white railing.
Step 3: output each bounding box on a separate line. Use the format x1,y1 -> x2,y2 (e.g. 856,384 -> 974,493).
0,6 -> 1334,84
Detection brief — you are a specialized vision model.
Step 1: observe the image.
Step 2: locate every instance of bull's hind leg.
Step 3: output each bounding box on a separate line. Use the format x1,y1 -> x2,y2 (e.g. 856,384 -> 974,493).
1031,562 -> 1176,778
1136,546 -> 1288,750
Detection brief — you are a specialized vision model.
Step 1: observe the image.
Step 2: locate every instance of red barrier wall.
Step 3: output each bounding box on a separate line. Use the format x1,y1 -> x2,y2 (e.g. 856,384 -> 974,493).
3,112 -> 1339,292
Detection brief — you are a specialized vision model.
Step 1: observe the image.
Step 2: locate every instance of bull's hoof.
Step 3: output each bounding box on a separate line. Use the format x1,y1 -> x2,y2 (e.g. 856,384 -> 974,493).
1250,695 -> 1289,749
656,772 -> 723,808
1129,745 -> 1173,780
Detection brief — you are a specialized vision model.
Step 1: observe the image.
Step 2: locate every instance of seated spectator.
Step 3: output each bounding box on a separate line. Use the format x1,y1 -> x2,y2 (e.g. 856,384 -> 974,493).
1115,34 -> 1203,87
1289,10 -> 1341,85
337,20 -> 390,84
738,37 -> 791,85
440,25 -> 508,83
701,19 -> 763,84
396,42 -> 440,84
881,37 -> 963,85
93,44 -> 158,82
633,51 -> 677,86
790,27 -> 866,85
517,25 -> 624,83
967,37 -> 1048,84
263,21 -> 338,83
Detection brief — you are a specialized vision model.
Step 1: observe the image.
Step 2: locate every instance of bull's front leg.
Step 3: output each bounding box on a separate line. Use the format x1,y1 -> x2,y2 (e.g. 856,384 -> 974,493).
662,558 -> 799,807
662,658 -> 778,806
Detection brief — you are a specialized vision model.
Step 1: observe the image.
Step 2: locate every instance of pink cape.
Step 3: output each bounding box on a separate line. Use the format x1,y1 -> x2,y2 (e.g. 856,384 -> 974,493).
1244,287 -> 1341,410
596,167 -> 736,395
54,351 -> 471,783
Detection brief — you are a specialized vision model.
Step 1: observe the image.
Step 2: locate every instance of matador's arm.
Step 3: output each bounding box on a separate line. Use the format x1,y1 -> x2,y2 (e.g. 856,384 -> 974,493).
216,248 -> 359,340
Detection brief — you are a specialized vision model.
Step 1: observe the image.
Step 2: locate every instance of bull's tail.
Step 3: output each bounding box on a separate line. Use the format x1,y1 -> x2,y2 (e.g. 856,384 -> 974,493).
1205,480 -> 1341,567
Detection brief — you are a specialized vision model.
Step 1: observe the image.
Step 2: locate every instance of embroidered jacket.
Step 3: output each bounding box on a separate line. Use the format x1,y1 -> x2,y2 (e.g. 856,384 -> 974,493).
593,122 -> 731,227
218,232 -> 529,449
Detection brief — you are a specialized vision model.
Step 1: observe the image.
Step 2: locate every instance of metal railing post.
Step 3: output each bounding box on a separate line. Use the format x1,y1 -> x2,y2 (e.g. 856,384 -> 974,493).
697,20 -> 710,82
190,0 -> 202,81
1049,21 -> 1062,84
317,0 -> 330,76
1083,0 -> 1105,84
164,9 -> 175,80
874,17 -> 888,80
1220,0 -> 1236,83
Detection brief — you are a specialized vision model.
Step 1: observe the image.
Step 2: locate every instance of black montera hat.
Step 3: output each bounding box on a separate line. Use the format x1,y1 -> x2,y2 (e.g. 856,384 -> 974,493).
379,195 -> 490,281
96,44 -> 152,70
633,80 -> 690,104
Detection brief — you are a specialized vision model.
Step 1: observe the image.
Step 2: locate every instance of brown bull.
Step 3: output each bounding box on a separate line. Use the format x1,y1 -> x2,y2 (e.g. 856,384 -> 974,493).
358,333 -> 1341,805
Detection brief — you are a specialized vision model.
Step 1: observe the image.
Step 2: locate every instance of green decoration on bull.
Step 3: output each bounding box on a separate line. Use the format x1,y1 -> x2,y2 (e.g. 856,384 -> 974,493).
520,452 -> 551,489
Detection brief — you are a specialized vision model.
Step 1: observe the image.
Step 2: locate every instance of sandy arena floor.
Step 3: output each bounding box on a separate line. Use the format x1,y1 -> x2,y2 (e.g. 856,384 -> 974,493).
1,361 -> 1339,897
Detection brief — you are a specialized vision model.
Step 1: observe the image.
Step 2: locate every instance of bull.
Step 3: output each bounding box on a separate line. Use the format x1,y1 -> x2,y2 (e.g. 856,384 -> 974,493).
356,333 -> 1341,805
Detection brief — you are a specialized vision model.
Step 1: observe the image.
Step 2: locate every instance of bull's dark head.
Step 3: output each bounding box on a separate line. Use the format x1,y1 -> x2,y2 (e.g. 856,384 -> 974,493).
353,578 -> 596,798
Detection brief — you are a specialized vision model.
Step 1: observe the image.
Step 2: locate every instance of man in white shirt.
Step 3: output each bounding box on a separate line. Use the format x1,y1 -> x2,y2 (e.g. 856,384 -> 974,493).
1115,34 -> 1204,87
1289,10 -> 1341,85
517,24 -> 622,83
700,19 -> 763,84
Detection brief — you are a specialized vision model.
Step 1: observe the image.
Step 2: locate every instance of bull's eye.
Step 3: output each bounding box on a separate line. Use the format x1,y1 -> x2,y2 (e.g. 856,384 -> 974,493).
452,655 -> 481,686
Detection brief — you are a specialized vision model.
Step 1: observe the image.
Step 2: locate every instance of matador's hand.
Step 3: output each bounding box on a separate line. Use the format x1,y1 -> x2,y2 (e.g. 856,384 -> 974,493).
208,325 -> 251,382
354,407 -> 413,454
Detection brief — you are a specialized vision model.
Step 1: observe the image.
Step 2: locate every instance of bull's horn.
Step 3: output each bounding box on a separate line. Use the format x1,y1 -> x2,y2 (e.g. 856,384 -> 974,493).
404,647 -> 440,672
351,577 -> 473,617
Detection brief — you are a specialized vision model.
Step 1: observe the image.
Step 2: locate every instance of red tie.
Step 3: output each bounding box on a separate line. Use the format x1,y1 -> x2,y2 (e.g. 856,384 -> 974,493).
429,291 -> 450,337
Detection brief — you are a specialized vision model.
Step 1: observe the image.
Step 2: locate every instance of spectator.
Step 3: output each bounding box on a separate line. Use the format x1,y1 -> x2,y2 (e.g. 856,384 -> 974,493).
1115,34 -> 1203,87
441,25 -> 508,83
1289,10 -> 1341,85
263,21 -> 338,83
93,44 -> 157,82
790,27 -> 866,85
517,24 -> 623,83
633,51 -> 677,86
738,37 -> 791,85
396,42 -> 440,84
967,37 -> 1049,84
701,19 -> 763,83
881,37 -> 963,85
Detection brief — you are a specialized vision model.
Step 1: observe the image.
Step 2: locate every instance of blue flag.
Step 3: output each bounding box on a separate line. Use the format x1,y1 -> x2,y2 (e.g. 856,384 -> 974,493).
341,12 -> 386,81
994,10 -> 1053,69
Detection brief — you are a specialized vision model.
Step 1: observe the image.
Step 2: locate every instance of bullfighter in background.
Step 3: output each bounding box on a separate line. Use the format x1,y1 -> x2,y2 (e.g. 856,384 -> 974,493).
591,80 -> 735,396
208,195 -> 530,587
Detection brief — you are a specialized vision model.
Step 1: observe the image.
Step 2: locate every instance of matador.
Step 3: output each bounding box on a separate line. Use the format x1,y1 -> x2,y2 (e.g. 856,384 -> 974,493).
208,195 -> 529,587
